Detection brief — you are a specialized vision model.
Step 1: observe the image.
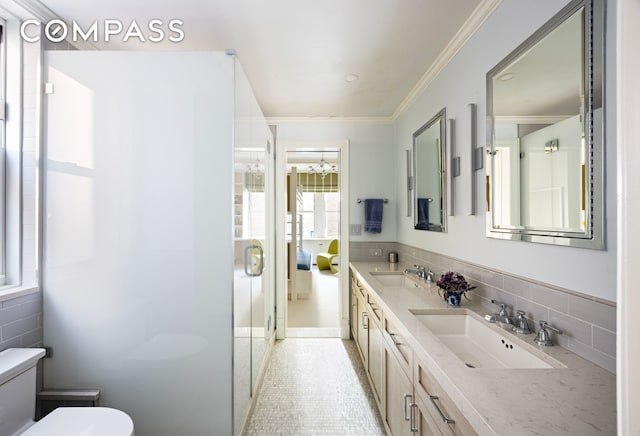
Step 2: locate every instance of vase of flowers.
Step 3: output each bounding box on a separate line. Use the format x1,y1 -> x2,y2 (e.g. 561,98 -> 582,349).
436,271 -> 475,306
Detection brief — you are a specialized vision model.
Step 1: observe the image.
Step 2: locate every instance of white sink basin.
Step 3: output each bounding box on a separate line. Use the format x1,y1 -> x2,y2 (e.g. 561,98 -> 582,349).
370,272 -> 423,288
409,309 -> 564,369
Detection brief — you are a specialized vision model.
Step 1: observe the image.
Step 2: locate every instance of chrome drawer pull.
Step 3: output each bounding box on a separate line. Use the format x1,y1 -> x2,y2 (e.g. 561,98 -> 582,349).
403,393 -> 413,421
390,333 -> 404,346
362,312 -> 369,329
410,403 -> 419,432
429,395 -> 455,424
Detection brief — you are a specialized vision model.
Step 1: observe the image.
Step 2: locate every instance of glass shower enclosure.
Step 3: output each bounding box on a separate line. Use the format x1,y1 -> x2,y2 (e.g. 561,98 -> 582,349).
42,51 -> 274,436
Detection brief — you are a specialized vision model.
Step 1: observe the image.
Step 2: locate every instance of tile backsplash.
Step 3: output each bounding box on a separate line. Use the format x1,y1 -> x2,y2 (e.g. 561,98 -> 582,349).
0,291 -> 43,352
350,241 -> 616,373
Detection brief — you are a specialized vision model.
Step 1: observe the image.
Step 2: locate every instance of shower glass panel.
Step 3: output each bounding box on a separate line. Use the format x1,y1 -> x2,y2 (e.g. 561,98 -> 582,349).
42,52 -> 235,436
232,59 -> 275,435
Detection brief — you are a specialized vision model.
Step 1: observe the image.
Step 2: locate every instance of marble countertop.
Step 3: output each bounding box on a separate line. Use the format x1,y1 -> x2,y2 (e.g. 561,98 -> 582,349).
350,261 -> 616,436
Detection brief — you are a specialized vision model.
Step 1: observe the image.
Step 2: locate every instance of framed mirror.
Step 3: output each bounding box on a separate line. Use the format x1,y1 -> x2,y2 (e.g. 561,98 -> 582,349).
413,108 -> 447,232
486,0 -> 604,249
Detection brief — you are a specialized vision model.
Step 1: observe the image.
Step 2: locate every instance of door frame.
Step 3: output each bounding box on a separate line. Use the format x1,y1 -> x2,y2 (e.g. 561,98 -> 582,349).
617,0 -> 640,432
275,139 -> 350,339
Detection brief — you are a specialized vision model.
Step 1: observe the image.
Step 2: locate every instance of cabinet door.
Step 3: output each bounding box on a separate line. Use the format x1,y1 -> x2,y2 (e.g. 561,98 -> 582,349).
385,347 -> 415,436
351,288 -> 358,341
414,393 -> 444,436
368,305 -> 384,406
350,272 -> 359,340
356,294 -> 369,365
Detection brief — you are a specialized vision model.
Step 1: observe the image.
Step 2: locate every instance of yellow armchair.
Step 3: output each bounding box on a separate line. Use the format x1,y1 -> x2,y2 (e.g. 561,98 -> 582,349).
316,239 -> 338,273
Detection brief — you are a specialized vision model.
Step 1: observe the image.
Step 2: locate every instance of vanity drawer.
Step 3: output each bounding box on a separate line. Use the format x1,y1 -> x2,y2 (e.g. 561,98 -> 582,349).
350,274 -> 367,299
383,317 -> 413,380
367,296 -> 383,324
415,361 -> 476,436
355,279 -> 367,299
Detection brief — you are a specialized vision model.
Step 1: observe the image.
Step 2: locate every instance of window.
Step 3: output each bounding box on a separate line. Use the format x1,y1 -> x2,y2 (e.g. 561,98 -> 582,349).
0,14 -> 39,291
0,20 -> 6,283
324,193 -> 340,238
301,192 -> 339,239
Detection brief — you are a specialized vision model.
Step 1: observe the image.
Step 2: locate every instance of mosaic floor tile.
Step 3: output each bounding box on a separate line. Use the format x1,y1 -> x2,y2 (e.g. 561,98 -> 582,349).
245,338 -> 386,435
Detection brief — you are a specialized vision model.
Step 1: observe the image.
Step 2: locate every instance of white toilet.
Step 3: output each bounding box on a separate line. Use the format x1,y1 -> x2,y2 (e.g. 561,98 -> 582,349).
0,348 -> 134,436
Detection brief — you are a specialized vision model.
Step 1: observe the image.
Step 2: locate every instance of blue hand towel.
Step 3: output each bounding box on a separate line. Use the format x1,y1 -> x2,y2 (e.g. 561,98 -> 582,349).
364,199 -> 384,233
415,198 -> 430,230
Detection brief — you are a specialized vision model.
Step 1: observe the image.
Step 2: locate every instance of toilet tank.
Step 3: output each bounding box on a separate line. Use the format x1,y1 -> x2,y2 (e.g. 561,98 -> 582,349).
0,348 -> 46,436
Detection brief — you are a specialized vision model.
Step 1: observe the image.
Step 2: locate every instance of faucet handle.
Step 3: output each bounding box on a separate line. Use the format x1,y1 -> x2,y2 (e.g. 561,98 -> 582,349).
426,270 -> 436,282
534,321 -> 562,346
413,265 -> 426,279
541,321 -> 562,334
490,299 -> 508,315
512,310 -> 531,334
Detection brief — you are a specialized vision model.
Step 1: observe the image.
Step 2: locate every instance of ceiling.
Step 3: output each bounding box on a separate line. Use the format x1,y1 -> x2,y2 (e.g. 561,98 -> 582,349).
36,0 -> 488,119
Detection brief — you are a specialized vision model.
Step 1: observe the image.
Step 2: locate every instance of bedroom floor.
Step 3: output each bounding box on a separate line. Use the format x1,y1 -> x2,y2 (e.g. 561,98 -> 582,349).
244,338 -> 386,435
287,265 -> 340,334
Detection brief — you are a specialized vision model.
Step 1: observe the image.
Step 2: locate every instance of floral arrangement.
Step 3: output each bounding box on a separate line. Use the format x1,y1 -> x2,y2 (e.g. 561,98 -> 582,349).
436,271 -> 476,305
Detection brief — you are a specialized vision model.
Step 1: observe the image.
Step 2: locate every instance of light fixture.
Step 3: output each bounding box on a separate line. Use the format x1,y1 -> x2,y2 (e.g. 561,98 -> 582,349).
246,156 -> 263,179
498,72 -> 515,82
308,153 -> 337,180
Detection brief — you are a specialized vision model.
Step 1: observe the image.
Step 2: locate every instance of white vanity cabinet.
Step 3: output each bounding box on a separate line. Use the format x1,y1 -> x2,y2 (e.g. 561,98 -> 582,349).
349,263 -> 615,436
382,315 -> 476,436
368,295 -> 384,405
350,263 -> 476,436
350,274 -> 360,342
383,317 -> 418,435
351,275 -> 369,368
385,346 -> 417,435
350,269 -> 384,409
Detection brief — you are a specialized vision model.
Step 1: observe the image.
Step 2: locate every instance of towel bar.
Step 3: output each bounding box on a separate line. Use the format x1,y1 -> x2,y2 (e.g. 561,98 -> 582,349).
357,198 -> 388,204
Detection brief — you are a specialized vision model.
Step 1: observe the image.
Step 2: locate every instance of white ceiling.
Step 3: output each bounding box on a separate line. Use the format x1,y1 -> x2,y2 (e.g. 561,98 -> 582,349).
36,0 -> 487,118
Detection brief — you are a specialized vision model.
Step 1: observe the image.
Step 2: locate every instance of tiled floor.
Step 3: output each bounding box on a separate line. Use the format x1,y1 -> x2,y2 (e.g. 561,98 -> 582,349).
245,338 -> 387,435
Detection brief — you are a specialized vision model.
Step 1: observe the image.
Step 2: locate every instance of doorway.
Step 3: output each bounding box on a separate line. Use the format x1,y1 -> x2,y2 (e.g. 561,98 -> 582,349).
276,141 -> 350,340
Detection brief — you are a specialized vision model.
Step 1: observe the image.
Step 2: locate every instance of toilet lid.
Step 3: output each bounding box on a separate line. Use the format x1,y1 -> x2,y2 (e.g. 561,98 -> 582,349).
22,407 -> 134,436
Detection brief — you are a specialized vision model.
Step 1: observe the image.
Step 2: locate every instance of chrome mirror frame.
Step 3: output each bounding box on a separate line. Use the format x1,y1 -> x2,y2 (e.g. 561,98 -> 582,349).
413,108 -> 447,233
486,0 -> 605,249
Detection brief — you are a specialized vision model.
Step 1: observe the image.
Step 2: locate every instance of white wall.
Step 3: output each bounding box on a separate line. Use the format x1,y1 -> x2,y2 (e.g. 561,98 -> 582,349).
275,122 -> 397,242
395,0 -> 617,301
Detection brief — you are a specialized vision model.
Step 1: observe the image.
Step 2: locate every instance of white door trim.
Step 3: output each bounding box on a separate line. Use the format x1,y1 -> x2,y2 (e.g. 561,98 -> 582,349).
275,139 -> 350,340
617,0 -> 640,433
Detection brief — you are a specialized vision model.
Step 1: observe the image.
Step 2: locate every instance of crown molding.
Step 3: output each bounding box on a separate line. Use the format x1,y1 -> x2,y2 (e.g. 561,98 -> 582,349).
10,0 -> 56,20
9,0 -> 98,50
391,0 -> 503,121
266,116 -> 394,125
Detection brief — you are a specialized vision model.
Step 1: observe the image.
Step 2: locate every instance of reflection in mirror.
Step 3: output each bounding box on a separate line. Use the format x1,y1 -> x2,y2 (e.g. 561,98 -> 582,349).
414,108 -> 447,232
486,0 -> 604,248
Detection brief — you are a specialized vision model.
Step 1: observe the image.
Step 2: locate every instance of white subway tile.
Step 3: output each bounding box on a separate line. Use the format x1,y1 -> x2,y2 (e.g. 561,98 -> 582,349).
568,296 -> 616,332
2,316 -> 39,341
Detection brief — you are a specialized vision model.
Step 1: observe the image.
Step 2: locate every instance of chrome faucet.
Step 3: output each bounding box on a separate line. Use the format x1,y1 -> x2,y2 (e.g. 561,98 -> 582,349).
512,310 -> 531,334
485,299 -> 514,325
534,321 -> 562,346
425,270 -> 436,282
404,265 -> 427,280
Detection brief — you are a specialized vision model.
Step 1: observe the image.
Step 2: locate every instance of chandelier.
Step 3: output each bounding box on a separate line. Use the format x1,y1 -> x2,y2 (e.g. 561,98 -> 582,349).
246,158 -> 263,179
307,154 -> 337,180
